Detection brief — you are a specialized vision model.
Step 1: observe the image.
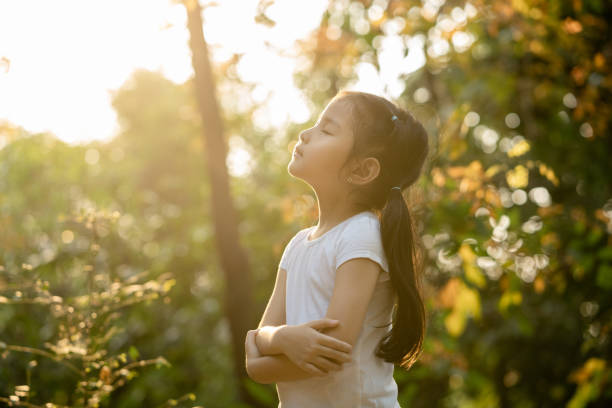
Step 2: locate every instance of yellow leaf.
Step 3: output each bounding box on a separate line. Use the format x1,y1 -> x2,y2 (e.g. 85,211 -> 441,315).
449,139 -> 467,161
538,162 -> 559,186
444,280 -> 482,337
432,167 -> 446,187
511,0 -> 530,15
583,358 -> 606,376
533,276 -> 546,293
485,164 -> 503,178
459,243 -> 486,289
444,309 -> 465,337
162,279 -> 176,293
438,277 -> 460,308
569,358 -> 607,384
458,282 -> 482,320
507,139 -> 530,157
506,164 -> 529,188
499,290 -> 522,313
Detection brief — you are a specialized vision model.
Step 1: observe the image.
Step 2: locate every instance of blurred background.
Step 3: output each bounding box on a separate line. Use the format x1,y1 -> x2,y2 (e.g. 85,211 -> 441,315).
0,0 -> 611,407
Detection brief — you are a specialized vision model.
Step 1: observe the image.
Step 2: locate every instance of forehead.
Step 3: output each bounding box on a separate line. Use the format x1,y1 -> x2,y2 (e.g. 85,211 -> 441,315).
320,98 -> 353,129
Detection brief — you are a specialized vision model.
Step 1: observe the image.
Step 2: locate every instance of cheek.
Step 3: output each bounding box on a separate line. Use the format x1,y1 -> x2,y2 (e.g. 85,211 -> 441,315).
324,139 -> 351,159
328,143 -> 352,169
313,147 -> 347,171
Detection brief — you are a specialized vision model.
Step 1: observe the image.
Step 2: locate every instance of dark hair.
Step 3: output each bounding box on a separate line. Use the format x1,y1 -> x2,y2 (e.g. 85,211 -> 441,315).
333,90 -> 429,370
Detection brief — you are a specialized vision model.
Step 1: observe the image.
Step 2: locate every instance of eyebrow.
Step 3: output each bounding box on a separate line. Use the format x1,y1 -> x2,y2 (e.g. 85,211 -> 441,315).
321,116 -> 341,130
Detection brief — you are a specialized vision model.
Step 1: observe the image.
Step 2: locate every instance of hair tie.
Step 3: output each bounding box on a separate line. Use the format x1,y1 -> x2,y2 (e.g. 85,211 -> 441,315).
391,186 -> 401,191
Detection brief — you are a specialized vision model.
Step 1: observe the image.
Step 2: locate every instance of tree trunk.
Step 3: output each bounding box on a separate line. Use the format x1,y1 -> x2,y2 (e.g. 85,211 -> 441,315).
181,0 -> 257,404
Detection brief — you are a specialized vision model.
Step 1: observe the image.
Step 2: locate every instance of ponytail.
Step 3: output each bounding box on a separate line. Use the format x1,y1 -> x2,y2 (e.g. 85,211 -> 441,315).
375,185 -> 427,370
330,90 -> 429,369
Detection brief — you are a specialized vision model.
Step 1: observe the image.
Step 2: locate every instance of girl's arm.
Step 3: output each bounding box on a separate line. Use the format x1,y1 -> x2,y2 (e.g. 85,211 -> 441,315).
250,266 -> 347,358
246,267 -> 329,383
253,265 -> 287,355
246,330 -> 334,384
318,257 -> 381,347
246,258 -> 381,384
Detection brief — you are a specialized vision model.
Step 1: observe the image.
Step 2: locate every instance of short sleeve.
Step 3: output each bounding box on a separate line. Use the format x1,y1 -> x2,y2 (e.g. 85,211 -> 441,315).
335,217 -> 390,276
279,229 -> 305,270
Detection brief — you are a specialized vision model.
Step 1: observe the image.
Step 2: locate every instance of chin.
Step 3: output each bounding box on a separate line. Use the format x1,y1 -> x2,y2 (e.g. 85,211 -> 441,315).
287,161 -> 299,177
287,160 -> 307,181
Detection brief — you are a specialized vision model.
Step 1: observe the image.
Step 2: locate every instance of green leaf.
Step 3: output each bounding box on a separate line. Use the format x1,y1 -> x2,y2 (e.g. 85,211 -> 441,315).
597,246 -> 612,261
595,264 -> 612,290
242,377 -> 277,405
129,345 -> 139,361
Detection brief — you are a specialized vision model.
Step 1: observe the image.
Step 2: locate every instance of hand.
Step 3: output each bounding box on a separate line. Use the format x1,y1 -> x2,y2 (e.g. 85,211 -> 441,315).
245,329 -> 262,362
278,318 -> 353,376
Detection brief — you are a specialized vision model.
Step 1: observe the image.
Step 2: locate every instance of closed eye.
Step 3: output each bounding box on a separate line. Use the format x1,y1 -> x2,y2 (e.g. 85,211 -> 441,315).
318,123 -> 332,134
316,117 -> 334,134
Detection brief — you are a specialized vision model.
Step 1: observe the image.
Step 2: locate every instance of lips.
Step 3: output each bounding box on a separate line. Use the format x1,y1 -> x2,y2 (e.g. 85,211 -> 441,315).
294,145 -> 304,156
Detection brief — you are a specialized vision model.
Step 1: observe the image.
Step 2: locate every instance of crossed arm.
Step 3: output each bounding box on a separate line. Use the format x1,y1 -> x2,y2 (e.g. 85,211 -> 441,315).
245,258 -> 381,384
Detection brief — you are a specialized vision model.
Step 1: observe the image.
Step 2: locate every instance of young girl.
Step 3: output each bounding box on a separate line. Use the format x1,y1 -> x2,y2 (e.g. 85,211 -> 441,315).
244,90 -> 429,407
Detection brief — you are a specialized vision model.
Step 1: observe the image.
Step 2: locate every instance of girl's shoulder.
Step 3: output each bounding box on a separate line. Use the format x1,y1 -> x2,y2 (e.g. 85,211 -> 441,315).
334,211 -> 389,274
285,226 -> 312,247
334,211 -> 384,252
279,227 -> 313,270
339,211 -> 381,235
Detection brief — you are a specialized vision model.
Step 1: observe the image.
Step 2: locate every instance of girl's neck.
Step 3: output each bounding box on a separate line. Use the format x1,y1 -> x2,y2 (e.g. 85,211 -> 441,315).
312,199 -> 365,237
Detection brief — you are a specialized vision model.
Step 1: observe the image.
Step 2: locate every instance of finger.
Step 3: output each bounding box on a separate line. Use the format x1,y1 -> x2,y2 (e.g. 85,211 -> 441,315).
245,330 -> 259,347
317,334 -> 352,353
245,336 -> 259,355
319,346 -> 353,364
307,318 -> 340,331
313,356 -> 342,372
302,362 -> 326,376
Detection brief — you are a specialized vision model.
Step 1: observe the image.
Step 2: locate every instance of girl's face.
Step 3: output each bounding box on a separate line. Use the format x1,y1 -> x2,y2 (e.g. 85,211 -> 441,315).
288,98 -> 354,191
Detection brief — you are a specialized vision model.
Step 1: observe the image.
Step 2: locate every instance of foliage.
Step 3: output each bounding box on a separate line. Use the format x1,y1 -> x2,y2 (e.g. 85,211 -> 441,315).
0,207 -> 200,407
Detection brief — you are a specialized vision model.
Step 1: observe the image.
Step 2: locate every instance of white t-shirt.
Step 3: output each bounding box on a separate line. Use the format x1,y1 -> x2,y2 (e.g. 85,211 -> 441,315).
276,210 -> 401,408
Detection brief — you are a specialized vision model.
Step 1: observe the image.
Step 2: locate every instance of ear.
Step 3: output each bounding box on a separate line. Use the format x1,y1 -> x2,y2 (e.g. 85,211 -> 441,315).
348,157 -> 380,185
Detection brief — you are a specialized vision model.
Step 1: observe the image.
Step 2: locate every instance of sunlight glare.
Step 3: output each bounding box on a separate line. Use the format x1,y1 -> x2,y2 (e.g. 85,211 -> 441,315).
1,0 -> 424,146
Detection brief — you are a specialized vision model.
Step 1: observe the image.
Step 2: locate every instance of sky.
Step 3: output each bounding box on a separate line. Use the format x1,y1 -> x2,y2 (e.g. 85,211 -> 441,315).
0,0 -> 426,146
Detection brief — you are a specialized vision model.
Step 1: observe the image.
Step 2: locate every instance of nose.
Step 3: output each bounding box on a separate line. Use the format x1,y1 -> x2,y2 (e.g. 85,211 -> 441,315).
298,130 -> 310,144
299,128 -> 310,143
